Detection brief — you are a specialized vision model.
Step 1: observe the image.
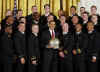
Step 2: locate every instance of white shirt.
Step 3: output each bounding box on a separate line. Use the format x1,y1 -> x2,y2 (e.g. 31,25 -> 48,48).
49,29 -> 55,37
88,31 -> 93,34
32,32 -> 38,36
76,31 -> 81,35
21,32 -> 25,34
94,22 -> 97,25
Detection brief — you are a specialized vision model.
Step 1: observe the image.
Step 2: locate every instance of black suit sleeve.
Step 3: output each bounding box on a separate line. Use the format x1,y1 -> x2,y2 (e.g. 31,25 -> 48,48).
14,35 -> 23,57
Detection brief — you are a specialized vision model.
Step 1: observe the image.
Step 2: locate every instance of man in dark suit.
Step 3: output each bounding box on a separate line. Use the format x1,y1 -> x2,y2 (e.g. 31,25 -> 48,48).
1,25 -> 15,72
13,22 -> 26,72
90,14 -> 100,33
81,12 -> 89,33
27,24 -> 40,72
72,24 -> 88,72
26,5 -> 38,22
39,4 -> 57,31
86,21 -> 100,72
26,6 -> 39,35
59,28 -> 74,72
41,20 -> 60,72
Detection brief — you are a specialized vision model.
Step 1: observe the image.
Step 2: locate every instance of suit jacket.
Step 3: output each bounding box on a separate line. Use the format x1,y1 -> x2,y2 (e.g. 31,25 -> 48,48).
39,14 -> 57,32
26,14 -> 36,34
1,33 -> 14,64
40,30 -> 60,49
63,33 -> 74,60
94,23 -> 100,33
73,32 -> 88,56
87,31 -> 100,58
13,31 -> 26,58
28,33 -> 40,57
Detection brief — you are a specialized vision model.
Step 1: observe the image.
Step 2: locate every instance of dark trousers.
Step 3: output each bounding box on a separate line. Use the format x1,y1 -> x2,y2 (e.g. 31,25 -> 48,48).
16,63 -> 25,72
0,64 -> 14,72
87,58 -> 98,72
60,58 -> 73,72
42,49 -> 58,72
28,64 -> 37,72
73,55 -> 86,72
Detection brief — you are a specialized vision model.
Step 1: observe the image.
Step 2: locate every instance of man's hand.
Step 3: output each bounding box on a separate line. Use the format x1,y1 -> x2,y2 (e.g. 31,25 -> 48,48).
32,61 -> 37,65
48,45 -> 53,48
72,49 -> 77,55
92,56 -> 96,63
20,57 -> 25,64
59,52 -> 64,58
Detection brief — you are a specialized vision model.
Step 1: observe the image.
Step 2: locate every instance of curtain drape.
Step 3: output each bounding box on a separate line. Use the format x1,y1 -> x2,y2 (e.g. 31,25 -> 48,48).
0,0 -> 80,22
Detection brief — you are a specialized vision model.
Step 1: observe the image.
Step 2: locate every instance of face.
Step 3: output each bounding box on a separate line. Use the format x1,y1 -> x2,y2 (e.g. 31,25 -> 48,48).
60,16 -> 66,23
91,15 -> 98,23
87,22 -> 94,31
33,14 -> 40,21
91,7 -> 97,14
72,16 -> 79,25
6,10 -> 12,16
32,7 -> 38,13
6,17 -> 14,24
49,22 -> 56,30
18,24 -> 25,32
70,8 -> 76,15
17,11 -> 23,17
0,24 -> 1,31
80,8 -> 85,13
45,6 -> 50,13
58,10 -> 64,17
75,24 -> 82,32
6,27 -> 13,34
47,15 -> 54,22
82,13 -> 88,21
32,25 -> 39,33
20,18 -> 26,24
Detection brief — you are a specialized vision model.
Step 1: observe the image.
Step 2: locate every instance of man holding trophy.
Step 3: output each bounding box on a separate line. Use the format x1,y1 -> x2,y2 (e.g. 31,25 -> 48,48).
41,20 -> 61,72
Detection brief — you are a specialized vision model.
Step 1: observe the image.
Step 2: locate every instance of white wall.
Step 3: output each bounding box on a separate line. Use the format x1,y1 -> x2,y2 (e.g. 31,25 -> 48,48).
78,0 -> 100,15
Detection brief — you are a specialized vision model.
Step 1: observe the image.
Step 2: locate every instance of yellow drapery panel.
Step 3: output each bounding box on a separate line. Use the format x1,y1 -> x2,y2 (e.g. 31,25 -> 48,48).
0,0 -> 80,22
53,0 -> 60,17
0,0 -> 14,22
0,0 -> 3,22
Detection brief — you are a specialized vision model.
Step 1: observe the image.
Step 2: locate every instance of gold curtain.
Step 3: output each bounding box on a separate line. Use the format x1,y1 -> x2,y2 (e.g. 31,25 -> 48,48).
0,0 -> 80,22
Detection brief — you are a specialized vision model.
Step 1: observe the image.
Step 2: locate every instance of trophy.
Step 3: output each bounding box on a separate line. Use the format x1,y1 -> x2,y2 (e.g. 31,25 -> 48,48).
49,38 -> 60,49
77,48 -> 82,54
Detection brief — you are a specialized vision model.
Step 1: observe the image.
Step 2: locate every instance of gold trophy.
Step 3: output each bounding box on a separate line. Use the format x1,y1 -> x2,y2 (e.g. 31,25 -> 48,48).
77,48 -> 82,54
49,38 -> 60,49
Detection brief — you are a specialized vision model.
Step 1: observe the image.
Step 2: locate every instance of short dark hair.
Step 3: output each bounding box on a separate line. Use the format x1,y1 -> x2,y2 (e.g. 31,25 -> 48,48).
16,9 -> 23,14
91,5 -> 97,10
48,13 -> 54,17
80,7 -> 85,9
87,21 -> 94,25
19,21 -> 24,23
72,14 -> 79,18
59,15 -> 66,18
5,24 -> 12,29
71,6 -> 76,10
6,15 -> 14,21
18,16 -> 26,21
32,5 -> 37,8
82,11 -> 89,16
49,20 -> 55,24
32,24 -> 39,27
76,23 -> 82,27
44,4 -> 50,8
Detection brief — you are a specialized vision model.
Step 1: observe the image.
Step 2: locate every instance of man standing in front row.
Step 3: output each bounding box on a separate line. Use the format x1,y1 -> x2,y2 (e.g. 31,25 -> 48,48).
1,25 -> 15,72
13,22 -> 26,72
86,21 -> 100,72
41,20 -> 61,72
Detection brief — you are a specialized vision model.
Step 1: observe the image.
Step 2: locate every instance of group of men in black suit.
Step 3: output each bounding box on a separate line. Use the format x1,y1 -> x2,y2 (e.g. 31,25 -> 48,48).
0,4 -> 100,72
